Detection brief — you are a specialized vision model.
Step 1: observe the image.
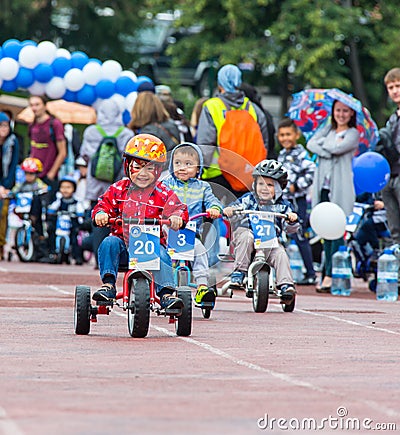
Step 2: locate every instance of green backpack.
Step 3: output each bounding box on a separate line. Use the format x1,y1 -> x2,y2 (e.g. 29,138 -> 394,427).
90,125 -> 124,183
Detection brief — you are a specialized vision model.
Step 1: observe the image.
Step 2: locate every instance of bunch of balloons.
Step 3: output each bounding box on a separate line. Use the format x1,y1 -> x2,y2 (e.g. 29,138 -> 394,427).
0,38 -> 153,123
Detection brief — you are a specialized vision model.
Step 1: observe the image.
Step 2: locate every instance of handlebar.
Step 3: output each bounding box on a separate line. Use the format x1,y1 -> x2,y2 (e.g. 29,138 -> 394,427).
230,208 -> 289,220
108,217 -> 172,227
189,211 -> 222,221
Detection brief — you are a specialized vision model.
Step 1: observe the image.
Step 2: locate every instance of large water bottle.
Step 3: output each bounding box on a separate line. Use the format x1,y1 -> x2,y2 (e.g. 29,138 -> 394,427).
331,246 -> 352,296
376,249 -> 399,302
287,239 -> 304,283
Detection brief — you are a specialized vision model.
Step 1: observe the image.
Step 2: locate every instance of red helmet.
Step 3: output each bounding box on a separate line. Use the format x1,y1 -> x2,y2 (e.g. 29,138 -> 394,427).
123,134 -> 167,178
21,157 -> 43,173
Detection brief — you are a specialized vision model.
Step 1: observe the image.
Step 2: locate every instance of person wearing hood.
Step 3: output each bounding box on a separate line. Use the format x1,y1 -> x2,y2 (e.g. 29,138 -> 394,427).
196,64 -> 270,200
223,159 -> 300,306
80,100 -> 134,265
163,142 -> 222,307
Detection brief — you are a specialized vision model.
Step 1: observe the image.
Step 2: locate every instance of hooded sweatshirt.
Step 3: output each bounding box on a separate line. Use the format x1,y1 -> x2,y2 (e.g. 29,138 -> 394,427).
80,100 -> 134,202
162,142 -> 223,232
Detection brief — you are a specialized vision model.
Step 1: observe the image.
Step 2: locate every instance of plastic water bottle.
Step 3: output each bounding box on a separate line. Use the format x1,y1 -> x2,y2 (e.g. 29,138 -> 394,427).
376,249 -> 399,302
288,239 -> 304,283
331,246 -> 352,296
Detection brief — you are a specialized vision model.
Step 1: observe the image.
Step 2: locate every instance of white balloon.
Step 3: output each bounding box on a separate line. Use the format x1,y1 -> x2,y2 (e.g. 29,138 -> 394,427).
19,45 -> 39,69
110,93 -> 125,112
82,61 -> 103,86
101,60 -> 122,82
310,202 -> 347,240
0,57 -> 19,80
37,41 -> 58,63
0,78 -> 3,88
125,91 -> 138,111
120,70 -> 137,81
64,68 -> 85,92
45,77 -> 66,99
28,81 -> 46,96
56,48 -> 71,59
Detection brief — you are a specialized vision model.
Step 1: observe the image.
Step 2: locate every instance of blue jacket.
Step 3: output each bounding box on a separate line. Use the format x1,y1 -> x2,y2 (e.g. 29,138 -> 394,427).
162,142 -> 222,231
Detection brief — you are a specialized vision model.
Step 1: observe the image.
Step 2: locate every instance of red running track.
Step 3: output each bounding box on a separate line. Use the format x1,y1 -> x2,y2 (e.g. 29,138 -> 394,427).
1,261 -> 399,434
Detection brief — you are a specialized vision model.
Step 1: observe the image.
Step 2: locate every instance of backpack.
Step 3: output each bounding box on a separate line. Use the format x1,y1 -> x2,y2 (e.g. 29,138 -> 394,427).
218,99 -> 267,192
90,125 -> 124,183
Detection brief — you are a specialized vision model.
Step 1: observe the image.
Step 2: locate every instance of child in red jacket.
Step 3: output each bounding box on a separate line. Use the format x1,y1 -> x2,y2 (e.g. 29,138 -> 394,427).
92,133 -> 189,311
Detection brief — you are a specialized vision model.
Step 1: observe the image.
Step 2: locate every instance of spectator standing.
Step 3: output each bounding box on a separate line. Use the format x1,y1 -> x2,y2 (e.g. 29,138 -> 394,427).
190,97 -> 209,143
3,109 -> 25,164
307,100 -> 359,292
0,112 -> 19,260
277,118 -> 317,284
28,95 -> 67,200
196,64 -> 270,201
379,68 -> 400,244
128,91 -> 180,153
80,99 -> 134,266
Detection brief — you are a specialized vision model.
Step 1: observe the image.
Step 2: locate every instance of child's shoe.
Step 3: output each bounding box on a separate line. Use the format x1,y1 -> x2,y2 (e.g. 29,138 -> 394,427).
160,293 -> 184,310
279,284 -> 296,304
92,283 -> 116,301
194,285 -> 216,306
230,271 -> 246,286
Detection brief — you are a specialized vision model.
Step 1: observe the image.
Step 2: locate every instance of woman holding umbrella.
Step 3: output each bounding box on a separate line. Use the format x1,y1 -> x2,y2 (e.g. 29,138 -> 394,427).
307,100 -> 359,292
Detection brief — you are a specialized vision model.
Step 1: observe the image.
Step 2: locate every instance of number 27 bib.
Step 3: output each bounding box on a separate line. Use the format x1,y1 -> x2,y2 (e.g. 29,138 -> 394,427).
249,213 -> 278,249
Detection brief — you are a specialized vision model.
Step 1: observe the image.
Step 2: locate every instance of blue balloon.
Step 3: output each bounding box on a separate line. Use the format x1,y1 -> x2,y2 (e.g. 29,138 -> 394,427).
2,39 -> 22,60
33,63 -> 54,83
15,67 -> 34,88
63,90 -> 77,102
0,47 -> 3,59
71,51 -> 89,69
115,76 -> 137,96
76,84 -> 97,105
1,79 -> 18,92
21,40 -> 37,47
95,79 -> 115,99
136,75 -> 153,84
52,57 -> 72,77
353,151 -> 390,194
122,109 -> 131,125
89,58 -> 102,65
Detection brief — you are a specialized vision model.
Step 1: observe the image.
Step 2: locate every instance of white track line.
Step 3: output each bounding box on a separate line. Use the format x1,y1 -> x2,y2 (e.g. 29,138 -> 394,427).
0,407 -> 24,435
46,285 -> 73,295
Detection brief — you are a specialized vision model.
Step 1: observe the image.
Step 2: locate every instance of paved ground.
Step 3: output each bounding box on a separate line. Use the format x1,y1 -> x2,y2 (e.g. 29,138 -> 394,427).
1,260 -> 399,435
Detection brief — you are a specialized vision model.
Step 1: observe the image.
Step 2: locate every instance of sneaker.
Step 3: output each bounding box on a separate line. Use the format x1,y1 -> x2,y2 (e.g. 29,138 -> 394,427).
279,285 -> 296,304
230,271 -> 246,286
296,275 -> 317,286
160,293 -> 184,310
92,283 -> 116,301
194,285 -> 216,306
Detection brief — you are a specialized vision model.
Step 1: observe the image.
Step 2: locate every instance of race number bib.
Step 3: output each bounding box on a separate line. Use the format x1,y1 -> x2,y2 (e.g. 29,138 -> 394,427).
249,213 -> 278,249
346,203 -> 367,233
15,193 -> 33,214
128,225 -> 160,270
56,214 -> 72,237
167,221 -> 196,261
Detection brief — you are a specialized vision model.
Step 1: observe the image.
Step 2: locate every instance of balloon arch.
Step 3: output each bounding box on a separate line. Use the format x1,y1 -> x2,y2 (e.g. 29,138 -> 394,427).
0,38 -> 152,124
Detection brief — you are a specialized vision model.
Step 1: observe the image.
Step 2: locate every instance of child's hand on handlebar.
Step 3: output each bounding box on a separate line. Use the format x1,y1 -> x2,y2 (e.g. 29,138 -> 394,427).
169,215 -> 183,231
95,211 -> 109,227
286,212 -> 298,223
206,208 -> 221,219
223,206 -> 235,218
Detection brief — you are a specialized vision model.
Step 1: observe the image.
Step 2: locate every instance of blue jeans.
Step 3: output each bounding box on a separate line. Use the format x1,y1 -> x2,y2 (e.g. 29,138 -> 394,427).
98,236 -> 176,294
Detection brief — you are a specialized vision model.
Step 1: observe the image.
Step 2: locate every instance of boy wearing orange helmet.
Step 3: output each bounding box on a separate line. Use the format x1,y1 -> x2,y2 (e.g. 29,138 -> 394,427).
92,134 -> 189,310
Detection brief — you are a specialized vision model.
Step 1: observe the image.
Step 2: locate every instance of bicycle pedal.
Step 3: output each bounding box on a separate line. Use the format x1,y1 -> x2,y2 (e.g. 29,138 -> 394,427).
96,300 -> 114,307
195,302 -> 214,309
165,307 -> 182,316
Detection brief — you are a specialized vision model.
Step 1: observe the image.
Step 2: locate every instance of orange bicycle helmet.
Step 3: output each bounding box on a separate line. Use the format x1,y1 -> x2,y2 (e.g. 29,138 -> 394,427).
21,157 -> 43,173
123,133 -> 167,178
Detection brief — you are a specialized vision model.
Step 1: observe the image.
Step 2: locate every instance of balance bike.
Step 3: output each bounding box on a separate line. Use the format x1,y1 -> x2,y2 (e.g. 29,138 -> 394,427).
74,218 -> 192,338
219,209 -> 296,313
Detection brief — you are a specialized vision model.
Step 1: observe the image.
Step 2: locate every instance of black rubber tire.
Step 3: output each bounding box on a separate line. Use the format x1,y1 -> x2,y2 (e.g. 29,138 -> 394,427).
15,227 -> 34,262
282,294 -> 296,313
368,278 -> 377,293
74,286 -> 91,335
128,277 -> 150,338
57,237 -> 66,264
177,269 -> 189,286
252,269 -> 269,313
208,272 -> 217,296
175,287 -> 192,336
202,308 -> 211,319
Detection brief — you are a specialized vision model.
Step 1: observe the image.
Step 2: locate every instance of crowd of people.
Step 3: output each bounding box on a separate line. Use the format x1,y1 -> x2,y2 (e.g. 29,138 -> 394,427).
1,63 -> 399,303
